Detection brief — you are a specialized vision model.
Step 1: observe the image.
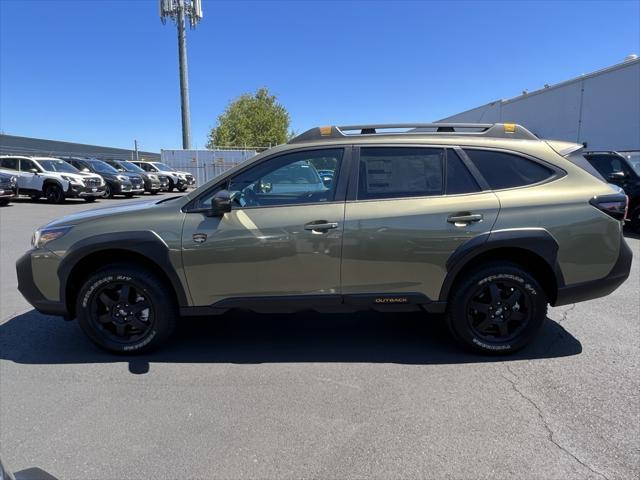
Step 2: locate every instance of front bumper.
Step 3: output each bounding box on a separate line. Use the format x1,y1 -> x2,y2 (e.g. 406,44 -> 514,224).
67,184 -> 106,198
0,188 -> 16,199
554,234 -> 633,306
17,251 -> 68,317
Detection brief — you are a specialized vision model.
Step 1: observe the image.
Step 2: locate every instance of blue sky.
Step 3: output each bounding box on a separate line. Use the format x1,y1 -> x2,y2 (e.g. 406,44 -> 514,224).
1,0 -> 639,152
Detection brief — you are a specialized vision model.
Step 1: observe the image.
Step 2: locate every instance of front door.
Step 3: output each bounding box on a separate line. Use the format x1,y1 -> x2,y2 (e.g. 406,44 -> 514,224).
341,146 -> 500,302
181,147 -> 348,306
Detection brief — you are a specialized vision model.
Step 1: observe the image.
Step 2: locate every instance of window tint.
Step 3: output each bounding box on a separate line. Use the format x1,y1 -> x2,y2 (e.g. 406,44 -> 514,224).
0,158 -> 18,170
358,147 -> 444,200
20,159 -> 38,171
446,150 -> 480,194
197,148 -> 343,209
465,149 -> 553,189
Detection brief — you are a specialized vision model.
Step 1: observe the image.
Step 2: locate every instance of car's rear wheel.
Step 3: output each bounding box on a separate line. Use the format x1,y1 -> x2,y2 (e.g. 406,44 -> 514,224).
76,265 -> 177,354
447,262 -> 547,354
84,197 -> 97,202
177,185 -> 188,192
44,184 -> 64,203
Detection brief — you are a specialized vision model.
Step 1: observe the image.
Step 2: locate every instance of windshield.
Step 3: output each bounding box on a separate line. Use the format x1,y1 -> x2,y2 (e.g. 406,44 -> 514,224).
38,159 -> 80,173
118,161 -> 145,173
89,160 -> 118,174
153,162 -> 175,171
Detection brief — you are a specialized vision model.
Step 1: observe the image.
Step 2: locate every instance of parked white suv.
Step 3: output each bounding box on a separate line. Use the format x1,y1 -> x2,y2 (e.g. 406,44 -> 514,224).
0,156 -> 105,203
131,161 -> 195,192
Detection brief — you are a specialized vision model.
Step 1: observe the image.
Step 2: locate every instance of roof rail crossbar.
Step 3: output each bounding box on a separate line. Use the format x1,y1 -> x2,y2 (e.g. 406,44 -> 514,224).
288,123 -> 538,143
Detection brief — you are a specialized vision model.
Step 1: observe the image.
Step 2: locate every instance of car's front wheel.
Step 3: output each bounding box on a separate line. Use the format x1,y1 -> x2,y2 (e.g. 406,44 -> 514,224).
447,262 -> 547,354
630,207 -> 640,233
44,184 -> 64,203
84,196 -> 97,203
76,265 -> 177,353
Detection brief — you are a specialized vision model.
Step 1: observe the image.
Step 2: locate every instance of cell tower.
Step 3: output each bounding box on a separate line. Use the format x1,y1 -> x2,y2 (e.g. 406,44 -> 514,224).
159,0 -> 203,150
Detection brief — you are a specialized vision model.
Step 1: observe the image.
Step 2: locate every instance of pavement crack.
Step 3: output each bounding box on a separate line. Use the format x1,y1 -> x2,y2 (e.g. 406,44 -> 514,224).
502,365 -> 609,480
556,303 -> 576,325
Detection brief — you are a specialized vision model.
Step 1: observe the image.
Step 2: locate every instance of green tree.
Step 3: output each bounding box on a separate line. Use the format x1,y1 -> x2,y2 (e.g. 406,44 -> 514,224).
207,88 -> 291,149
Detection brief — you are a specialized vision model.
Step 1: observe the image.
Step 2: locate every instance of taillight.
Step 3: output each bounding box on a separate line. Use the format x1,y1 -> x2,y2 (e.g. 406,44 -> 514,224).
590,193 -> 628,221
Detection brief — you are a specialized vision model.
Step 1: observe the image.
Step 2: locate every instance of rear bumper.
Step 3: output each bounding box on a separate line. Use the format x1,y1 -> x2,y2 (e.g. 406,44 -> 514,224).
16,251 -> 68,317
554,234 -> 633,306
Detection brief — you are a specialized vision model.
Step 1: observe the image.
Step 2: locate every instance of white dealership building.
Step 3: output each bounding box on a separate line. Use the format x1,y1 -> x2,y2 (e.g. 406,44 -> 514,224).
439,56 -> 640,152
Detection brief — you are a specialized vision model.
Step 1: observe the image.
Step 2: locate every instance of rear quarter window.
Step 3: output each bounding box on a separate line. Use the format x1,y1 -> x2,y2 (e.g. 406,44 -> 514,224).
464,149 -> 554,190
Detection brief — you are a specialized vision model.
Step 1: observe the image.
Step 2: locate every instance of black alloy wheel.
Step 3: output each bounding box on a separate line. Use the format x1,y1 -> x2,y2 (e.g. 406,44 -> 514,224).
466,278 -> 530,342
89,281 -> 154,343
76,265 -> 177,353
447,262 -> 547,354
45,184 -> 64,203
104,184 -> 113,199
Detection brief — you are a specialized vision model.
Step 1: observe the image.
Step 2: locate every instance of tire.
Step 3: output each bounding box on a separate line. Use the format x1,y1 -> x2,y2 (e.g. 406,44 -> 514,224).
76,264 -> 177,354
150,190 -> 159,195
446,262 -> 547,354
167,179 -> 175,192
177,186 -> 188,192
0,198 -> 9,206
30,195 -> 41,201
84,197 -> 97,203
44,183 -> 65,204
124,193 -> 134,198
104,184 -> 113,199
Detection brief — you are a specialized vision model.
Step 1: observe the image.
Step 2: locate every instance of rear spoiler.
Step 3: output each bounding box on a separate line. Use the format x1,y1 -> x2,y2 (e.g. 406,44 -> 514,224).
545,140 -> 584,157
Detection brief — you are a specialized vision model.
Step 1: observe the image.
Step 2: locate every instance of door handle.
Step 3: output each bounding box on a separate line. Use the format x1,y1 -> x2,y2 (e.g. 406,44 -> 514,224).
304,221 -> 339,232
447,213 -> 483,225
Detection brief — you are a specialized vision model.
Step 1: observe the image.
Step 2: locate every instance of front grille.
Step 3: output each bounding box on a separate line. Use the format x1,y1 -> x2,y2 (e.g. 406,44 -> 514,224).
0,178 -> 12,189
84,178 -> 100,187
131,177 -> 143,187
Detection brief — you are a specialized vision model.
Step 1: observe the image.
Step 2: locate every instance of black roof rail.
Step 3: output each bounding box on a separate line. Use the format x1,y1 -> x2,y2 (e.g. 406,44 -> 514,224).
288,123 -> 538,144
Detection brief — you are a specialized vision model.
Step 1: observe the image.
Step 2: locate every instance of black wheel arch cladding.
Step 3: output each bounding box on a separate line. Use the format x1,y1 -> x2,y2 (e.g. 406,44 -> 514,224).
440,228 -> 563,302
58,231 -> 189,314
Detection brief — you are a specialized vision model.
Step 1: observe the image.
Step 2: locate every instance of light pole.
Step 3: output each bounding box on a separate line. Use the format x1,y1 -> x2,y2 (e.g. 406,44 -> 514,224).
159,0 -> 203,150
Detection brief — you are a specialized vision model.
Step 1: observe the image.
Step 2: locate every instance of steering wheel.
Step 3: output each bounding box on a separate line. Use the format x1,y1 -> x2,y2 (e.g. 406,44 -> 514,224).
234,187 -> 259,207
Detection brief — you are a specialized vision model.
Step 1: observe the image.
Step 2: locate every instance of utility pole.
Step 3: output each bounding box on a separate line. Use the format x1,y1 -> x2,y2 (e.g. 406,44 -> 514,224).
159,0 -> 203,150
134,139 -> 139,161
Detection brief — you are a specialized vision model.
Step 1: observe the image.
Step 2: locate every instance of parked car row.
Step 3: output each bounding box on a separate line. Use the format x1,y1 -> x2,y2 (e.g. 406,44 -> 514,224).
0,155 -> 196,205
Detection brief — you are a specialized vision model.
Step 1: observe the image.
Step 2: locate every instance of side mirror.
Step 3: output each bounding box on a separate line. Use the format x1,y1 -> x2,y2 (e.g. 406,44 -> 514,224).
82,168 -> 90,172
29,168 -> 39,174
608,171 -> 626,181
208,190 -> 232,217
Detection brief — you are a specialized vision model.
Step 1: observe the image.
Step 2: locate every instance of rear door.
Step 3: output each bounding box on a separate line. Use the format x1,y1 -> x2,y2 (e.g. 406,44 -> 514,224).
18,158 -> 42,191
341,146 -> 500,302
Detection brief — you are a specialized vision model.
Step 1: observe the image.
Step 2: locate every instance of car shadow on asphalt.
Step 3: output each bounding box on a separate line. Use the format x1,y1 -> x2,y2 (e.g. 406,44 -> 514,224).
0,309 -> 581,373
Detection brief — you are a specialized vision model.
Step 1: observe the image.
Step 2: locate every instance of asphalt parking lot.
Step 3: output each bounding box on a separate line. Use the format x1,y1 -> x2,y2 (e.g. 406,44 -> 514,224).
0,194 -> 638,480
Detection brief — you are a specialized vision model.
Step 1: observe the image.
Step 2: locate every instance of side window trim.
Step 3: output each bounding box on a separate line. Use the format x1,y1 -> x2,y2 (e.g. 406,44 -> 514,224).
453,147 -> 491,191
184,146 -> 352,212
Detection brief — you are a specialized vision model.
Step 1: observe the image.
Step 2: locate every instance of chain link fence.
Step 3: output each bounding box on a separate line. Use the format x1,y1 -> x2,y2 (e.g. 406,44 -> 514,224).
161,147 -> 266,186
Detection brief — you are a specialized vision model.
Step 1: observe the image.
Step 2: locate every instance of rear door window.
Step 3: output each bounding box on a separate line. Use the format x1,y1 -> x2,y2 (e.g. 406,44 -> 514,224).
464,149 -> 554,189
357,147 -> 444,200
0,158 -> 18,170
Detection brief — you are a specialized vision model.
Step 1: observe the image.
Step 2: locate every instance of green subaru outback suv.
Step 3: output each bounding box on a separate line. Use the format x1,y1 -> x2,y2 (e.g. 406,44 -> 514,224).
17,123 -> 632,354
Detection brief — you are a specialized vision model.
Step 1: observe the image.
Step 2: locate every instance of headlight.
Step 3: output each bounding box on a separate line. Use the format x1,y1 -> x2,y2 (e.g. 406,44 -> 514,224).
31,225 -> 73,249
10,176 -> 17,186
149,174 -> 158,181
117,175 -> 129,181
61,175 -> 81,184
